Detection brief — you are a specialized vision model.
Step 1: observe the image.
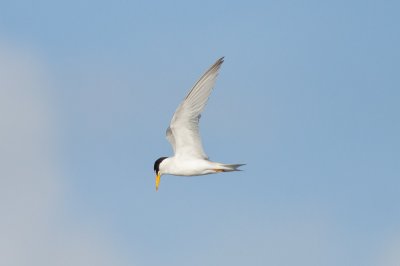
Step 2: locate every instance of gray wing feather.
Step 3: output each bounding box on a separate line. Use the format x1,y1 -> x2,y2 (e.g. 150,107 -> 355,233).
166,57 -> 224,159
166,126 -> 176,153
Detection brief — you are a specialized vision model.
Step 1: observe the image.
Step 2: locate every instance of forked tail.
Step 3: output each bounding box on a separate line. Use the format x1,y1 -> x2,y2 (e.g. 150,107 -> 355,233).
215,163 -> 246,172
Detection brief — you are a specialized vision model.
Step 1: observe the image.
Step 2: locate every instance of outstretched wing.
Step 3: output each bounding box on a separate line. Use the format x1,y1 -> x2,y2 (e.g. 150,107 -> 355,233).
166,57 -> 224,159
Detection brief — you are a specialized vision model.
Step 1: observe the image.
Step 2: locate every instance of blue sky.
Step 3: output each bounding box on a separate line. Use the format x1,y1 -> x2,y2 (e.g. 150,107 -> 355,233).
1,1 -> 400,265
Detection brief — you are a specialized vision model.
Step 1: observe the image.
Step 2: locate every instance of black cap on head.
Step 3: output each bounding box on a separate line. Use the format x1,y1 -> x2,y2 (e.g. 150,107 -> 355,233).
154,157 -> 168,173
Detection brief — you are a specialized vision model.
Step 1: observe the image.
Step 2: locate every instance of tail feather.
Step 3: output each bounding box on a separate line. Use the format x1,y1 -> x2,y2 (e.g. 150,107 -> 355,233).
217,163 -> 246,172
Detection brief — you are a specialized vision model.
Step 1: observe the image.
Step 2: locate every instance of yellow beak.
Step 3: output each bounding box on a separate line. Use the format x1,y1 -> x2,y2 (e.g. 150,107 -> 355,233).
155,172 -> 161,191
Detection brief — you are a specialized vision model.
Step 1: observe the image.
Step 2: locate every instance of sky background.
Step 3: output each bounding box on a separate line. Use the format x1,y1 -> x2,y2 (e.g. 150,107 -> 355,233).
1,1 -> 400,265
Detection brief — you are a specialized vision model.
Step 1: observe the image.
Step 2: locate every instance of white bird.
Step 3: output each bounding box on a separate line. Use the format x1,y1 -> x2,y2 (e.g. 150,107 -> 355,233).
153,57 -> 245,191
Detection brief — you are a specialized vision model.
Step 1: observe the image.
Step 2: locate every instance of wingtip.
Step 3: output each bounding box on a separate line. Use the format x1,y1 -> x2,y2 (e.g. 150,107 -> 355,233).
211,57 -> 224,71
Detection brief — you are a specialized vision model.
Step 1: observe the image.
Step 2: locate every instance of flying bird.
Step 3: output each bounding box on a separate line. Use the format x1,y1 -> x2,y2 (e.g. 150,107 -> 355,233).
153,57 -> 244,191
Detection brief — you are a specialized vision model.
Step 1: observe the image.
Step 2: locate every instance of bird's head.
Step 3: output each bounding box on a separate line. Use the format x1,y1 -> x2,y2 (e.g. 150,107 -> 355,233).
153,157 -> 168,191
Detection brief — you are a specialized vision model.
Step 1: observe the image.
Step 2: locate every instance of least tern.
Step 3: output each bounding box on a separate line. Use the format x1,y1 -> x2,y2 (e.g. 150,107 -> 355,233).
154,57 -> 244,191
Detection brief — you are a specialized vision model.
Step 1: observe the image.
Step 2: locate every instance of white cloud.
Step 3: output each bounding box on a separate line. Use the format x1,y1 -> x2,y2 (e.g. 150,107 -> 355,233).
0,40 -> 131,266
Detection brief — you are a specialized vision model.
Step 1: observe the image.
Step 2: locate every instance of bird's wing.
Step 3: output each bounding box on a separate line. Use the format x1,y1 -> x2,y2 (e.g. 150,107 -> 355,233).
166,126 -> 176,154
166,57 -> 224,159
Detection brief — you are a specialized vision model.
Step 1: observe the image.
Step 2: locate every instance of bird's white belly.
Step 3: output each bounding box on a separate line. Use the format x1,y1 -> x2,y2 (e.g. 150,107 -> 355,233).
166,158 -> 217,176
